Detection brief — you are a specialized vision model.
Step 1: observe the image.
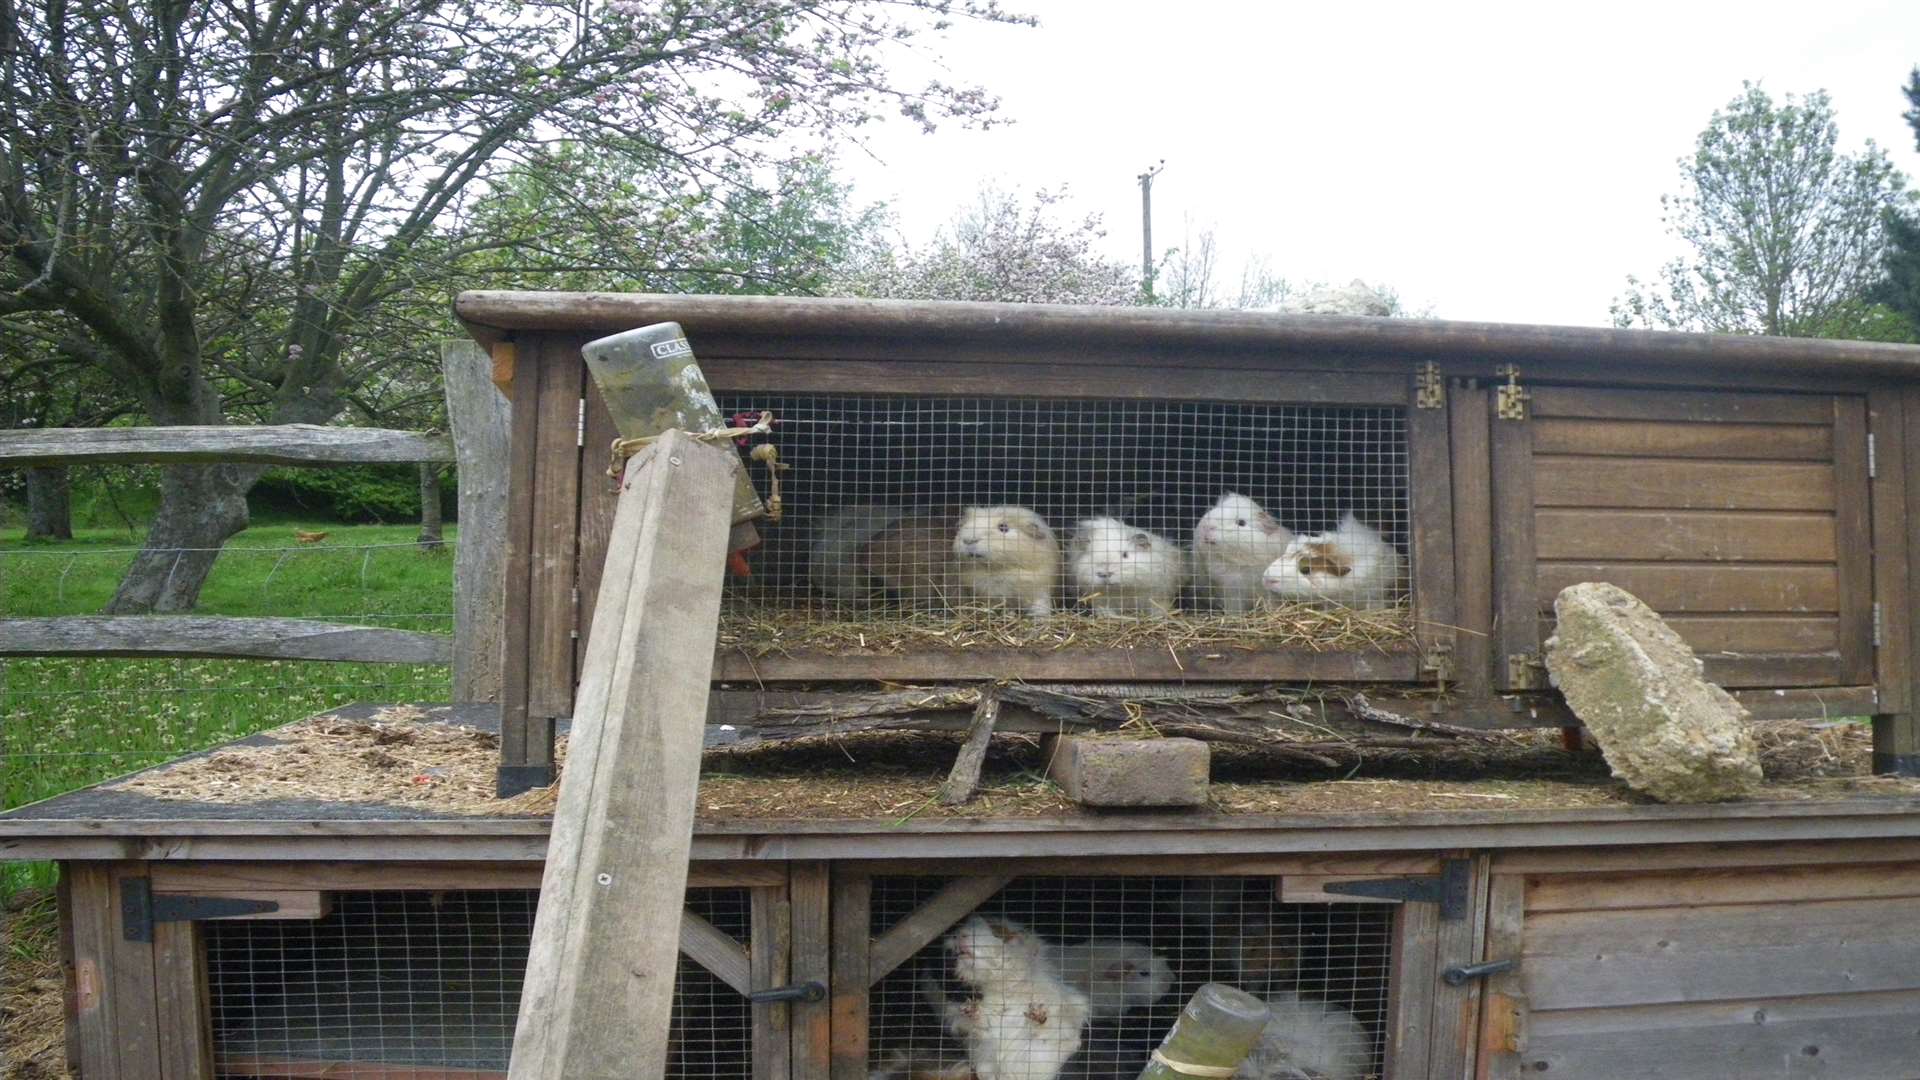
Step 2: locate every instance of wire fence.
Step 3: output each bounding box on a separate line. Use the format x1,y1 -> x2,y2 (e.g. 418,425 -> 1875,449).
1,533 -> 457,837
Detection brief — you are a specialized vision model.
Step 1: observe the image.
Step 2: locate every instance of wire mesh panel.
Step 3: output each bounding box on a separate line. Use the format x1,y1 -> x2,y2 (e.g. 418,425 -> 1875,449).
868,876 -> 1393,1080
205,888 -> 753,1079
717,394 -> 1412,651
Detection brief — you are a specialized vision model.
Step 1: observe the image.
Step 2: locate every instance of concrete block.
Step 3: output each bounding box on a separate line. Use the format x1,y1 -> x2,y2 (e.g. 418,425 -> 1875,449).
1046,735 -> 1210,807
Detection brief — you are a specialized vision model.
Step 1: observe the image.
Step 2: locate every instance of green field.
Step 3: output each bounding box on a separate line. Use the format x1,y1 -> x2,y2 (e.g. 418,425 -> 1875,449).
0,524 -> 456,895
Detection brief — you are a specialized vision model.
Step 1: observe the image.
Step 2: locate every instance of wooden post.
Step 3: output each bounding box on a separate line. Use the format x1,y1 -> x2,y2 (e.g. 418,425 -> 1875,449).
507,431 -> 737,1078
441,339 -> 512,706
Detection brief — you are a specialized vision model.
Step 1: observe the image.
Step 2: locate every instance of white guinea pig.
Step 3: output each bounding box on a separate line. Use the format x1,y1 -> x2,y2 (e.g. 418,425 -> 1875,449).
1193,493 -> 1294,614
1261,512 -> 1406,610
944,916 -> 1089,1080
1042,938 -> 1174,1019
1070,517 -> 1187,618
1234,992 -> 1373,1080
952,506 -> 1060,617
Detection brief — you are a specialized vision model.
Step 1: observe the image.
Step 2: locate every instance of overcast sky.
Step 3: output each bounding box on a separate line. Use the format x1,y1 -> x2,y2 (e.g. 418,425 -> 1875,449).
836,0 -> 1920,328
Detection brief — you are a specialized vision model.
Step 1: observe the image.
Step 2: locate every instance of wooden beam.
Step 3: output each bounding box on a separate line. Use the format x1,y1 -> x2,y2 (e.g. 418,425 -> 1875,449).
826,868 -> 868,1080
0,424 -> 451,466
442,339 -> 513,705
679,908 -> 752,997
506,432 -> 736,1079
750,883 -> 795,1080
866,875 -> 1014,986
68,864 -> 164,1078
0,617 -> 450,663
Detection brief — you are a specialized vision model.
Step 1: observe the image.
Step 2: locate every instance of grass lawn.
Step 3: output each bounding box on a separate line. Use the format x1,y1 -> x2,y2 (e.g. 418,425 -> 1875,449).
0,522 -> 456,895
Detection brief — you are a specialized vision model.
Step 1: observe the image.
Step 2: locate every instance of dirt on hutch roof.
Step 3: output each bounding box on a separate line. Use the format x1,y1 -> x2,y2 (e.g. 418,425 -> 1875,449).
83,704 -> 1920,822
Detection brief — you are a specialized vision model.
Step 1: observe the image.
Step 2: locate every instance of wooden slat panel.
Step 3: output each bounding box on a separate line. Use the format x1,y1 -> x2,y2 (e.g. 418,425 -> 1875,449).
499,340 -> 543,775
526,343 -> 584,722
1530,417 -> 1832,460
1528,386 -> 1835,424
1524,895 -> 1920,1010
751,882 -> 794,1080
1701,652 -> 1841,689
1430,855 -> 1490,1080
1450,380 -> 1495,701
828,871 -> 870,1080
706,358 -> 1407,405
574,380 -> 620,687
1385,900 -> 1440,1079
1536,563 -> 1838,614
1489,388 -> 1539,688
1526,862 -> 1920,913
154,920 -> 212,1080
1834,398 -> 1876,685
1542,614 -> 1838,654
69,866 -> 164,1078
1476,876 -> 1527,1080
1870,389 -> 1912,714
1522,989 -> 1920,1080
1534,509 -> 1837,563
792,862 -> 833,1080
443,340 -> 513,706
1409,379 -> 1457,682
1534,457 -> 1836,511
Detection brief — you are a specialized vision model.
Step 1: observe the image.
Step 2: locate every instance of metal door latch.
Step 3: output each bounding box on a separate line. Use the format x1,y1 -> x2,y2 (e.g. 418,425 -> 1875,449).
1443,959 -> 1518,986
748,981 -> 827,1005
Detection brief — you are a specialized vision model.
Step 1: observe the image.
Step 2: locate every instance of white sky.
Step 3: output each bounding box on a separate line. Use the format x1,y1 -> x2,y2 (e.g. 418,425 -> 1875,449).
836,0 -> 1920,327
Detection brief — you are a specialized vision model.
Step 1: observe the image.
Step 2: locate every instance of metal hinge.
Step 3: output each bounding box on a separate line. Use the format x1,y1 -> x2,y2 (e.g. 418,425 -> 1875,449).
1415,362 -> 1446,409
577,398 -> 586,447
1507,652 -> 1548,690
1869,433 -> 1877,478
1495,364 -> 1530,421
570,588 -> 581,639
1422,641 -> 1456,685
121,879 -> 279,943
1874,602 -> 1884,648
1323,858 -> 1473,920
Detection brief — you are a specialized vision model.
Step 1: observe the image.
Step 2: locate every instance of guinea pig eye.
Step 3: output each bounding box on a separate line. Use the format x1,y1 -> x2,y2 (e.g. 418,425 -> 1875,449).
1120,551 -> 1130,559
997,522 -> 1011,534
1236,518 -> 1247,527
1298,558 -> 1314,576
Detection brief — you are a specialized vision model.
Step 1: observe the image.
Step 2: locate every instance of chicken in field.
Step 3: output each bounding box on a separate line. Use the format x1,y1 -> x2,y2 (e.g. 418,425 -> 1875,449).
294,530 -> 330,544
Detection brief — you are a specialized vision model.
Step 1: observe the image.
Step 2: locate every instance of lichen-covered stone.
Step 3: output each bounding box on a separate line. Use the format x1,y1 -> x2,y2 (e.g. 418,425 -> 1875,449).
1544,582 -> 1761,803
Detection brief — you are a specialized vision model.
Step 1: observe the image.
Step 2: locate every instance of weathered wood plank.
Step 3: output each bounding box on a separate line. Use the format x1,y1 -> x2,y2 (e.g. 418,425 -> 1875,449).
506,433 -> 736,1079
710,645 -> 1421,683
1521,988 -> 1920,1079
1870,389 -> 1913,716
1834,398 -> 1876,685
1385,898 -> 1440,1079
793,862 -> 834,1080
680,907 -> 753,997
1524,895 -> 1920,1010
1476,875 -> 1527,1080
1525,861 -> 1920,913
153,919 -> 212,1080
1495,837 -> 1920,875
1527,386 -> 1836,425
751,881 -> 795,1080
1408,375 -> 1458,687
72,865 -> 164,1078
147,861 -> 773,893
498,342 -> 543,787
1450,379 -> 1495,702
1430,855 -> 1490,1080
525,341 -> 584,722
704,357 -> 1407,404
1529,417 -> 1833,460
574,380 -> 620,686
443,340 -> 513,705
1490,387 -> 1540,688
867,875 -> 1014,986
1533,509 -> 1838,563
1637,615 -> 1838,653
1535,564 -> 1839,614
938,692 -> 1000,806
0,617 -> 450,663
1699,652 -> 1841,689
0,424 -> 452,467
1534,456 -> 1836,511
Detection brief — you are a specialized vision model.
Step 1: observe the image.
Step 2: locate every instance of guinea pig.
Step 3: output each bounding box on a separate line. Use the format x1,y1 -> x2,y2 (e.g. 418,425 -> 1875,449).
1261,512 -> 1407,610
951,506 -> 1060,617
1193,493 -> 1294,614
1042,938 -> 1175,1019
1234,992 -> 1373,1080
1175,880 -> 1300,994
868,1053 -> 978,1080
811,505 -> 910,601
1069,517 -> 1187,618
943,916 -> 1089,1080
861,513 -> 966,610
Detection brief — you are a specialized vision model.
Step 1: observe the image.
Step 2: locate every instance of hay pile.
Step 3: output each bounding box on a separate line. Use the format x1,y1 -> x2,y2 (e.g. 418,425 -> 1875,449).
108,706 -> 566,817
0,892 -> 67,1080
718,602 -> 1416,657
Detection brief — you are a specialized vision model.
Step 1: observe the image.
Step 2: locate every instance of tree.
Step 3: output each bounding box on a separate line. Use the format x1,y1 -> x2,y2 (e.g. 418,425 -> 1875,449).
0,0 -> 1024,612
1873,67 -> 1920,337
833,187 -> 1139,304
1613,83 -> 1914,337
1154,227 -> 1290,310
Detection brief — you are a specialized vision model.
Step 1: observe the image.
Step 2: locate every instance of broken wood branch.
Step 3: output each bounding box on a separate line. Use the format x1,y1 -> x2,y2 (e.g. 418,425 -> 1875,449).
939,687 -> 1001,805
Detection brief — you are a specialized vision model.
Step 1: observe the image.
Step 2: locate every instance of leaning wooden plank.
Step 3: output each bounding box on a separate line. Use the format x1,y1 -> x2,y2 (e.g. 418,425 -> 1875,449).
0,424 -> 452,466
679,908 -> 752,997
442,339 -> 513,705
507,431 -> 736,1080
0,617 -> 450,663
867,875 -> 1015,985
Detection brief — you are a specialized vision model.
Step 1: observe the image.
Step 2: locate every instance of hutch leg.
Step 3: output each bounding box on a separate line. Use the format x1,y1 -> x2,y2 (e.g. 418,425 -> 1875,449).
1873,714 -> 1920,776
66,862 -> 164,1078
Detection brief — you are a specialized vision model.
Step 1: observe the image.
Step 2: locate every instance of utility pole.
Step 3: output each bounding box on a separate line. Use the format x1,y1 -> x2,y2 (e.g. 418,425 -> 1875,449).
1137,160 -> 1165,300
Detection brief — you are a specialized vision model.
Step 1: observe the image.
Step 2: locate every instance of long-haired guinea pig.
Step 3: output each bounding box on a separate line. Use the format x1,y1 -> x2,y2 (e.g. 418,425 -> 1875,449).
951,506 -> 1060,617
1261,512 -> 1406,610
859,513 -> 965,609
943,916 -> 1089,1080
1193,493 -> 1294,613
1069,517 -> 1187,618
1041,938 -> 1174,1019
868,1053 -> 977,1080
811,505 -> 910,601
1234,991 -> 1373,1080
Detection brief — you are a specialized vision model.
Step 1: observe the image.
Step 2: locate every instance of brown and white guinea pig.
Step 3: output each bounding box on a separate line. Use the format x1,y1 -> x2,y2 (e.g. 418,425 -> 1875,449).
1041,938 -> 1175,1019
1193,493 -> 1294,614
860,513 -> 966,610
1069,517 -> 1187,618
1233,992 -> 1373,1080
811,505 -> 911,601
951,506 -> 1060,617
943,916 -> 1090,1080
1261,512 -> 1406,610
1177,880 -> 1301,994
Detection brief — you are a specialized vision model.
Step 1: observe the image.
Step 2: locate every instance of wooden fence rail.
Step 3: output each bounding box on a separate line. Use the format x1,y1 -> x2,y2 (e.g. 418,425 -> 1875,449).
0,617 -> 452,664
0,424 -> 453,467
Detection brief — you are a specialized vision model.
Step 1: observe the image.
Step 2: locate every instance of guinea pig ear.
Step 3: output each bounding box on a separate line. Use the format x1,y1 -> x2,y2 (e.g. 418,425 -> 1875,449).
1017,516 -> 1050,542
1129,531 -> 1154,551
1257,511 -> 1282,535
